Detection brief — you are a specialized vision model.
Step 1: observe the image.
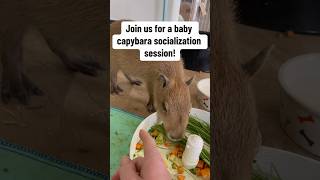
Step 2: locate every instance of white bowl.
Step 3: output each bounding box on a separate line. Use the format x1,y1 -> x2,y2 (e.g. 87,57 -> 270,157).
196,78 -> 210,111
278,53 -> 320,156
129,108 -> 210,159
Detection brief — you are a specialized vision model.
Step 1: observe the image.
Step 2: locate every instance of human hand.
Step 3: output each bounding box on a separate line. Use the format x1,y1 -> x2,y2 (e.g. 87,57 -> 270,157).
112,129 -> 170,180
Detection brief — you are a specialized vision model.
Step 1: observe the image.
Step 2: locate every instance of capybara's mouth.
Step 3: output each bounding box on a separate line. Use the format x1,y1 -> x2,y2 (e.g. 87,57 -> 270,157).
166,133 -> 184,142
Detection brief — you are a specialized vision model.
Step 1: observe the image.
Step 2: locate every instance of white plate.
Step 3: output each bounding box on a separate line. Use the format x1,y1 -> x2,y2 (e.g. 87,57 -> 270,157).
256,146 -> 320,179
129,108 -> 320,179
129,108 -> 210,159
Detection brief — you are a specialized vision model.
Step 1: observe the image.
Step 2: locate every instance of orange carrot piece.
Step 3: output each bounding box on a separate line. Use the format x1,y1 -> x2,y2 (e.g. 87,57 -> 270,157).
200,168 -> 210,177
136,143 -> 143,150
195,168 -> 201,176
204,163 -> 209,168
196,160 -> 204,169
164,142 -> 170,147
177,166 -> 184,174
170,148 -> 178,156
177,175 -> 185,180
178,147 -> 184,152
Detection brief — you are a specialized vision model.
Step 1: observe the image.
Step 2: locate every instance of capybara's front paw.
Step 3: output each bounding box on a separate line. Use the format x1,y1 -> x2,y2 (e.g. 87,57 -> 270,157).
62,54 -> 105,76
1,73 -> 43,105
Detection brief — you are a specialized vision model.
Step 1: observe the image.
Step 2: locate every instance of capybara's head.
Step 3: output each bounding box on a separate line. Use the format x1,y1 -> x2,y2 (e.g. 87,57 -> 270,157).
154,73 -> 193,140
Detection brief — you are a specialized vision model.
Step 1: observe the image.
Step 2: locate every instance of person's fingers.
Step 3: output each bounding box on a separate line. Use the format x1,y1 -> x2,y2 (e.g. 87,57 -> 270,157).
111,169 -> 120,180
119,157 -> 141,180
132,157 -> 144,172
120,156 -> 131,166
139,129 -> 159,158
112,156 -> 130,180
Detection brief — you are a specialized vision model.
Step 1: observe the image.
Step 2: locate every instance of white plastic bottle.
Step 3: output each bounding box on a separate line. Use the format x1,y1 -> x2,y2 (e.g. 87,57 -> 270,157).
182,134 -> 204,169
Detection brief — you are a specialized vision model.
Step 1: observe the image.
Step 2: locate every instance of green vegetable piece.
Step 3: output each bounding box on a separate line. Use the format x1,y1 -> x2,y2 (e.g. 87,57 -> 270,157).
189,168 -> 196,175
156,133 -> 165,145
172,163 -> 177,169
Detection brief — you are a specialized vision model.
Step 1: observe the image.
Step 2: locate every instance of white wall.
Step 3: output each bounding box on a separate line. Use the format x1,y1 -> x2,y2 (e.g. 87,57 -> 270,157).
110,0 -> 164,21
110,0 -> 209,31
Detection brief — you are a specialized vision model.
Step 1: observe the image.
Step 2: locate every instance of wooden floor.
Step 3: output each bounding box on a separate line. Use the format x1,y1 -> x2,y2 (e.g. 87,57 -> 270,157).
237,24 -> 320,161
0,27 -> 108,173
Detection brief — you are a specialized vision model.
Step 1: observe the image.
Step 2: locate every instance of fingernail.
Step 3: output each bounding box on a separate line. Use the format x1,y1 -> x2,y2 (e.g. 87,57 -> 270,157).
139,129 -> 143,135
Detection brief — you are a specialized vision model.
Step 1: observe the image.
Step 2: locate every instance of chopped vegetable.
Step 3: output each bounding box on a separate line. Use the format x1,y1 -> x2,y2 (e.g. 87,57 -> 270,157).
200,168 -> 210,177
135,143 -> 143,150
177,175 -> 185,180
155,133 -> 165,145
164,142 -> 170,147
176,144 -> 184,152
189,168 -> 196,175
170,148 -> 178,156
197,160 -> 204,169
204,163 -> 209,169
151,129 -> 159,137
177,166 -> 184,174
188,116 -> 210,144
172,163 -> 177,169
195,168 -> 201,176
168,154 -> 176,162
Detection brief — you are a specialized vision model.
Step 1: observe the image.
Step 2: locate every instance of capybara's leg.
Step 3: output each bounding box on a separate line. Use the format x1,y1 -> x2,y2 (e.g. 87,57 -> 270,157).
1,24 -> 43,105
44,36 -> 105,76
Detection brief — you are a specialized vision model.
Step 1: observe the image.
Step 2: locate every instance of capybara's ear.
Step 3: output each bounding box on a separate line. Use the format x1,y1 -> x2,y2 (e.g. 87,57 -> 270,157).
159,74 -> 169,88
242,44 -> 274,78
185,76 -> 194,86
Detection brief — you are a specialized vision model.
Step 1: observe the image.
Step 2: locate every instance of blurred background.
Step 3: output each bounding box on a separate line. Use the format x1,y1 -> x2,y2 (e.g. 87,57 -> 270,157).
236,0 -> 320,34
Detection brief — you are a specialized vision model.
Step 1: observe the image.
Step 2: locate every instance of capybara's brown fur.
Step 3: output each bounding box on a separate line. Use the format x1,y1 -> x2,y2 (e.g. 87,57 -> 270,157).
0,0 -> 106,104
211,0 -> 274,180
110,21 -> 194,140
